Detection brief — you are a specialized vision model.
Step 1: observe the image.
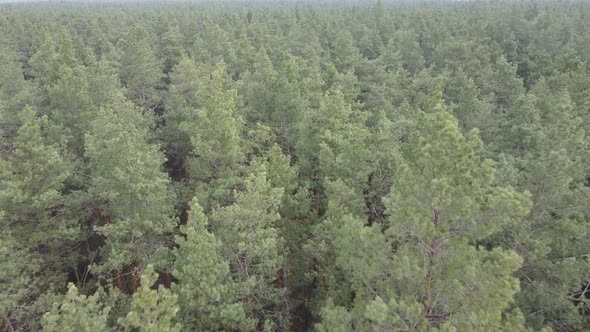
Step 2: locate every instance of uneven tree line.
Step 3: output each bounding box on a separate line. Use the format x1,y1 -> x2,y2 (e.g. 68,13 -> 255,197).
0,1 -> 589,331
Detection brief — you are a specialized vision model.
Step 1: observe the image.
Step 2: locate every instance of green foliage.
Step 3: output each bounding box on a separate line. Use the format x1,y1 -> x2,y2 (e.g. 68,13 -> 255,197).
210,170 -> 288,330
382,106 -> 530,330
117,26 -> 163,108
240,51 -> 321,150
159,23 -> 184,75
1,2 -> 589,331
85,105 -> 174,270
0,46 -> 31,148
315,105 -> 532,331
42,283 -> 111,332
179,61 -> 243,180
0,107 -> 70,222
496,79 -> 590,331
0,107 -> 75,330
0,228 -> 40,330
118,265 -> 181,332
172,199 -> 246,330
46,61 -> 127,154
167,57 -> 245,211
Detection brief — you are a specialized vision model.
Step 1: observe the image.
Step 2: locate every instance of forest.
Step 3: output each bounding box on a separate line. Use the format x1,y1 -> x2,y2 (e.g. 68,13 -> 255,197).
0,0 -> 589,331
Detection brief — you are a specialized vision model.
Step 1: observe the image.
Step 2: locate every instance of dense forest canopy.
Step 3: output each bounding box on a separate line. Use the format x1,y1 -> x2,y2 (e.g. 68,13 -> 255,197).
1,0 -> 589,331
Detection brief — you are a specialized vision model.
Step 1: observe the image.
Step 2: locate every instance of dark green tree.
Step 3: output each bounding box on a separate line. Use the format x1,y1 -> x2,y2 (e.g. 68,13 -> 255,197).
0,107 -> 75,330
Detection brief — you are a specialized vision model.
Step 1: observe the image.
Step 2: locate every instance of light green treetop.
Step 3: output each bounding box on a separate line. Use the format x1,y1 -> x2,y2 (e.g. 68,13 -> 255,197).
118,265 -> 181,332
172,199 -> 246,331
42,284 -> 111,332
85,105 -> 174,271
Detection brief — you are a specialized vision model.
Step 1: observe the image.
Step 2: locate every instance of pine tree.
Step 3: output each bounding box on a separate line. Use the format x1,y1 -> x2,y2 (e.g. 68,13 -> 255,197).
0,106 -> 75,330
159,22 -> 184,75
46,60 -> 126,155
382,105 -> 530,330
28,31 -> 58,86
0,43 -> 31,149
389,29 -> 425,75
317,103 -> 532,331
248,144 -> 311,319
0,105 -> 73,244
163,55 -> 208,180
477,55 -> 525,111
444,68 -> 499,152
29,29 -> 87,89
210,170 -> 288,330
42,284 -> 111,332
325,29 -> 361,73
118,265 -> 181,332
172,199 -> 246,330
498,80 -> 590,330
172,59 -> 244,208
118,26 -> 163,109
85,104 -> 174,278
180,62 -> 243,180
0,226 -> 40,331
240,51 -> 321,150
298,90 -> 392,219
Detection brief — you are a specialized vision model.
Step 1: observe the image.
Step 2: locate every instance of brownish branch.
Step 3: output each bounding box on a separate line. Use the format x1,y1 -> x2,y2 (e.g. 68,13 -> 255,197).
423,206 -> 441,318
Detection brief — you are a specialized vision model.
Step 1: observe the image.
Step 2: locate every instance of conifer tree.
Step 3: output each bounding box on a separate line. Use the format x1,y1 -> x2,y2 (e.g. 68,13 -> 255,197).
85,104 -> 174,277
0,106 -> 75,330
118,26 -> 163,109
0,3 -> 589,331
210,170 -> 288,330
477,55 -> 525,111
0,42 -> 31,148
28,31 -> 58,86
172,199 -> 246,330
170,59 -> 244,208
499,80 -> 590,330
248,144 -> 311,316
118,265 -> 181,332
317,103 -> 532,331
42,284 -> 111,332
241,52 -> 321,150
180,62 -> 243,180
46,60 -> 126,155
0,226 -> 41,331
159,23 -> 184,75
325,29 -> 361,73
390,29 -> 425,75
